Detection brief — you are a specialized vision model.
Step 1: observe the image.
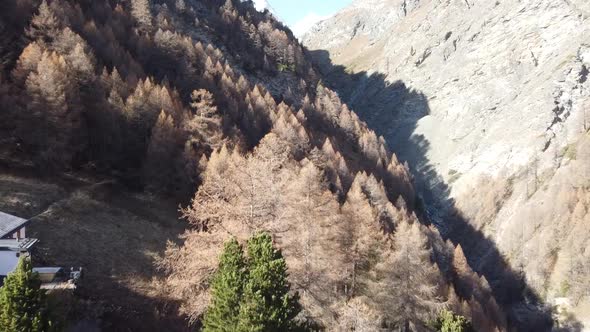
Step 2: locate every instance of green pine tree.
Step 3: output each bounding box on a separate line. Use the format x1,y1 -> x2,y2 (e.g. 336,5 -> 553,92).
0,256 -> 53,332
237,232 -> 301,332
431,309 -> 473,332
203,238 -> 247,332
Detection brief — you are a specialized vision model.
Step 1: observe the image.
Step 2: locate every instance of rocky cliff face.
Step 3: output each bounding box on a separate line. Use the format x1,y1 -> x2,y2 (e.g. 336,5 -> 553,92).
305,0 -> 590,328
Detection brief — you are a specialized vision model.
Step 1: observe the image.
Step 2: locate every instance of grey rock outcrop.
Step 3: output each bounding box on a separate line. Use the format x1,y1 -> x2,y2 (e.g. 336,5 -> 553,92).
304,0 -> 590,328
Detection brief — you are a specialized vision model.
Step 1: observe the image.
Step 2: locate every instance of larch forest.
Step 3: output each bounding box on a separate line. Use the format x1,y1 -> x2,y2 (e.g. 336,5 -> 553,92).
0,0 -> 587,331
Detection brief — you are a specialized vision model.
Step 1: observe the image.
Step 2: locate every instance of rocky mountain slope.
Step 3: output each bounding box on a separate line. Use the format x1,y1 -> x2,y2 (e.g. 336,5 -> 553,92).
304,0 -> 590,329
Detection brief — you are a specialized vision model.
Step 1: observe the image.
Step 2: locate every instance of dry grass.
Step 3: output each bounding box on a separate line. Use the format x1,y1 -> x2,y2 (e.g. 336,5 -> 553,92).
0,170 -> 189,331
0,173 -> 66,218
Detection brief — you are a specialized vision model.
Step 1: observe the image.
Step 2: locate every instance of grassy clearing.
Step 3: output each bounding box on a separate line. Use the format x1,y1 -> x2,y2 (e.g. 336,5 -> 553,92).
0,169 -> 189,331
0,173 -> 66,218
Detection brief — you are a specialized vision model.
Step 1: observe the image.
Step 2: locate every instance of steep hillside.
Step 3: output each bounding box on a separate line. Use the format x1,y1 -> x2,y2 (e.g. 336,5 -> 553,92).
0,0 -> 517,330
304,0 -> 590,329
0,164 -> 188,331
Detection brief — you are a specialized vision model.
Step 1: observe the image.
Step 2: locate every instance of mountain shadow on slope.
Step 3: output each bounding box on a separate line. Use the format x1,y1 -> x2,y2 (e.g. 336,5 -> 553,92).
308,48 -> 571,332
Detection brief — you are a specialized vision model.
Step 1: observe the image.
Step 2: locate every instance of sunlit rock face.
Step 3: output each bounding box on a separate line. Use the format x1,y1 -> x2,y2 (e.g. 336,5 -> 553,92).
305,0 -> 590,326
